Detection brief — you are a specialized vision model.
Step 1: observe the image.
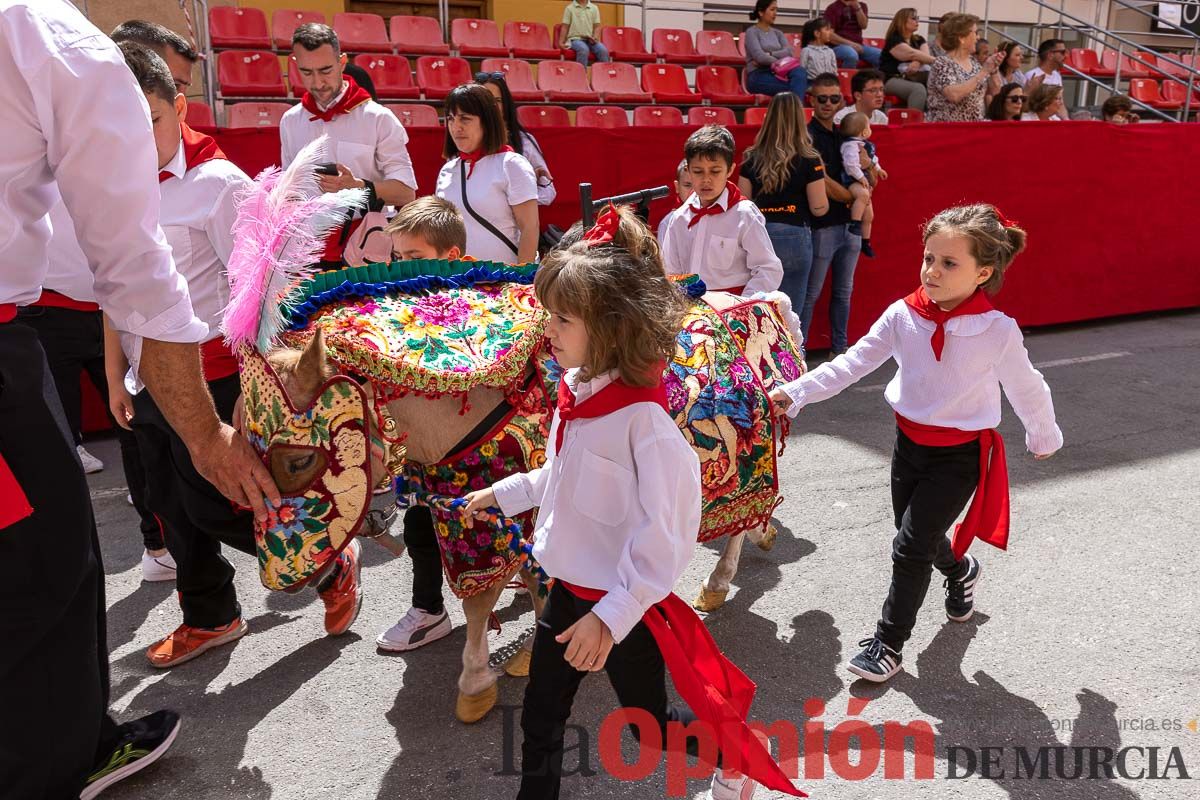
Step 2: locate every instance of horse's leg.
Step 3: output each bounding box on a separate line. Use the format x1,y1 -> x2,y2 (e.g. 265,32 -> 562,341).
504,568 -> 547,677
746,520 -> 778,552
694,533 -> 746,612
456,579 -> 506,724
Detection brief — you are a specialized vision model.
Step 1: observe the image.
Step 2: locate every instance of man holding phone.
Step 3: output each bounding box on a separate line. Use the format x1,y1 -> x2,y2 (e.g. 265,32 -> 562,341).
559,0 -> 610,66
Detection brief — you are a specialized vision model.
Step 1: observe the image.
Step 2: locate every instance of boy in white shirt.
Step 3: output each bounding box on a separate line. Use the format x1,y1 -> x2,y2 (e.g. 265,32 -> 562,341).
656,159 -> 693,242
661,126 -> 783,295
108,44 -> 364,670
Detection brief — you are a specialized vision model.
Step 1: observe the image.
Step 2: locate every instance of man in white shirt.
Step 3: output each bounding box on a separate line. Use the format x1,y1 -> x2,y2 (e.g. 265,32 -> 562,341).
281,23 -> 417,264
833,68 -> 890,126
110,18 -> 200,95
0,2 -> 278,798
1024,38 -> 1066,89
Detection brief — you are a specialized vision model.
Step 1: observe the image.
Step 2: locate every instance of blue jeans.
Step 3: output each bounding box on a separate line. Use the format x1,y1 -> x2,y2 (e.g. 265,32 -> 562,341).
569,39 -> 609,65
765,222 -> 814,317
834,43 -> 882,68
746,66 -> 808,98
801,224 -> 861,354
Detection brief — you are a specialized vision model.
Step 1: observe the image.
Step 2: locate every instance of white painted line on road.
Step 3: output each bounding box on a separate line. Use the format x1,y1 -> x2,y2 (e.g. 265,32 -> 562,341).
90,487 -> 129,501
848,351 -> 1132,393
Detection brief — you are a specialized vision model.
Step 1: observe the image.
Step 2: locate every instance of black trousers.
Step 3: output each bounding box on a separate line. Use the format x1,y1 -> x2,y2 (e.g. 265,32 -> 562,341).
17,304 -> 163,550
131,374 -> 256,628
0,322 -> 118,798
875,429 -> 979,651
403,506 -> 445,614
518,581 -> 699,800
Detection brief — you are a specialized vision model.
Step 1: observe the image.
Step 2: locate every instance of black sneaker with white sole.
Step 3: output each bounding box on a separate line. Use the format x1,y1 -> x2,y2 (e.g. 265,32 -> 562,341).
944,554 -> 981,622
848,637 -> 903,683
81,710 -> 181,799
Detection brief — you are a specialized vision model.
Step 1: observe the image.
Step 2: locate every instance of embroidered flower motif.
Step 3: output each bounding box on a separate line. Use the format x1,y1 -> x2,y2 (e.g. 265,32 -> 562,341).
264,496 -> 311,538
413,294 -> 471,327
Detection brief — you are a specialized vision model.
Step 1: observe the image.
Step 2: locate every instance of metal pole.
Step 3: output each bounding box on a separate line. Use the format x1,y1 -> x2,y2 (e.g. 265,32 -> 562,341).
984,0 -> 991,42
580,183 -> 594,228
1058,0 -> 1066,38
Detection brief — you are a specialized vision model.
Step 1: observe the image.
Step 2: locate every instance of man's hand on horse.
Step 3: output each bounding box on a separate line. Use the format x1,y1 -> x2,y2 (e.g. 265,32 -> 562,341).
769,387 -> 793,417
461,487 -> 498,524
557,611 -> 614,672
190,424 -> 281,521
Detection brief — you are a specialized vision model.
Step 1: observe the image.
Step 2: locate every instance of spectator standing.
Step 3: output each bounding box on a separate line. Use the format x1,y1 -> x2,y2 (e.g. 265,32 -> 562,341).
1021,84 -> 1066,120
801,18 -> 839,80
880,7 -> 934,110
988,41 -> 1028,102
477,72 -> 556,206
745,0 -> 809,98
559,0 -> 610,66
436,84 -> 540,264
738,92 -> 830,314
1025,39 -> 1066,90
986,83 -> 1026,120
834,69 -> 890,125
1102,94 -> 1140,124
824,0 -> 882,68
926,14 -> 1003,122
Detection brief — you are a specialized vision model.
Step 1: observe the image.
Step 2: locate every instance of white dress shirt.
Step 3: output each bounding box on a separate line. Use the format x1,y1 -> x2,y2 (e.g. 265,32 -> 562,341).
279,84 -> 417,190
492,369 -> 702,643
43,199 -> 95,303
436,151 -> 538,264
780,299 -> 1063,455
661,187 -> 784,295
833,107 -> 889,126
122,141 -> 251,392
519,131 -> 556,207
0,0 -> 204,343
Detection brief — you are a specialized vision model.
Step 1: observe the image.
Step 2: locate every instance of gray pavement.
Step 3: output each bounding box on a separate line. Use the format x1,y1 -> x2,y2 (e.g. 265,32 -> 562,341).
89,310 -> 1200,800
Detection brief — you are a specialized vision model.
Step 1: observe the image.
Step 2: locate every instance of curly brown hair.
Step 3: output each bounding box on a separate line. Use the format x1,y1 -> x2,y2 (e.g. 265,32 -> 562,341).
937,13 -> 980,52
537,206 -> 686,386
923,204 -> 1028,294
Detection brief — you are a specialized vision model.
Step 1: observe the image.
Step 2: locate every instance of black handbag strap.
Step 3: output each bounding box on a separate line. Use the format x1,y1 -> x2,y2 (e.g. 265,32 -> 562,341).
459,158 -> 519,257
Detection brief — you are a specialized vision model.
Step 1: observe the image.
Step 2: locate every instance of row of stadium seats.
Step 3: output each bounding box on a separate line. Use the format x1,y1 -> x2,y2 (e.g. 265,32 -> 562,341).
1066,48 -> 1200,81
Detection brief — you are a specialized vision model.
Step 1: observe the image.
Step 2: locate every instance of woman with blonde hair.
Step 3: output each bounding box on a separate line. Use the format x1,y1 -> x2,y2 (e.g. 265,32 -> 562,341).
880,7 -> 936,109
737,91 -> 829,312
1021,83 -> 1066,120
926,13 -> 1005,122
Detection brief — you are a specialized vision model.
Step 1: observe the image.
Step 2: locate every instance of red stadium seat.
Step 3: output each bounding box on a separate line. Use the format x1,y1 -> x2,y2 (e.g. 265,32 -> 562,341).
217,51 -> 286,97
1162,79 -> 1200,106
601,26 -> 654,63
517,105 -> 570,128
479,58 -> 545,102
385,103 -> 440,128
641,64 -> 700,104
744,106 -> 767,125
1132,51 -> 1166,79
537,60 -> 599,103
185,100 -> 215,127
553,23 -> 593,62
1130,79 -> 1181,110
590,62 -> 652,104
272,9 -> 325,50
687,106 -> 736,126
451,18 -> 507,58
287,57 -> 303,95
209,7 -> 270,49
333,13 -> 391,53
887,108 -> 924,124
226,102 -> 291,128
695,31 -> 744,67
353,54 -> 420,99
633,106 -> 683,126
696,66 -> 756,105
1100,50 -> 1148,80
1066,48 -> 1106,77
415,56 -> 472,100
837,68 -> 856,102
1158,52 -> 1196,79
1119,52 -> 1153,79
504,21 -> 559,60
864,37 -> 885,49
390,15 -> 450,56
652,29 -> 707,66
575,105 -> 630,128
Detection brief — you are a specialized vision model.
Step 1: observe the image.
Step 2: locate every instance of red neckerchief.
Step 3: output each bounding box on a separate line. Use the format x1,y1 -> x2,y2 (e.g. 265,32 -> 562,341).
459,145 -> 514,179
895,415 -> 1009,560
902,286 -> 994,361
159,123 -> 227,183
554,370 -> 667,454
302,75 -> 372,123
687,182 -> 745,228
558,582 -> 804,796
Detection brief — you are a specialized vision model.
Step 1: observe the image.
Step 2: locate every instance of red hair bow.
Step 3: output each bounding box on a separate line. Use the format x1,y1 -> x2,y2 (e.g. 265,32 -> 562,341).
582,203 -> 620,247
993,206 -> 1019,229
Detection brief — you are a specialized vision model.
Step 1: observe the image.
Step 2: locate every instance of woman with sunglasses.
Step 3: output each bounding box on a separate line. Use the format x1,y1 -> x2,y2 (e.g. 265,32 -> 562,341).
476,71 -> 556,206
985,83 -> 1025,120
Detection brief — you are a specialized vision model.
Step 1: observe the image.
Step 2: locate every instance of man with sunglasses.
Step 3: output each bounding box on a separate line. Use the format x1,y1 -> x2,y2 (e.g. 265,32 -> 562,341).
1024,38 -> 1066,91
800,73 -> 862,357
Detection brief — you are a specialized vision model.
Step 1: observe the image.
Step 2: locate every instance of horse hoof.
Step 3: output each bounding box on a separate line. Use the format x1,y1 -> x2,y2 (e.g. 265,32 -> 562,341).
505,648 -> 532,677
456,683 -> 498,724
756,524 -> 778,552
693,586 -> 728,612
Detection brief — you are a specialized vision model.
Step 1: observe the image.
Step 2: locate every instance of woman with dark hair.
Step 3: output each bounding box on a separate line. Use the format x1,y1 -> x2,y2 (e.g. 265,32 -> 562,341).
880,7 -> 935,109
435,84 -> 539,264
987,41 -> 1027,104
475,71 -> 556,206
1102,94 -> 1139,124
985,82 -> 1025,120
744,0 -> 808,98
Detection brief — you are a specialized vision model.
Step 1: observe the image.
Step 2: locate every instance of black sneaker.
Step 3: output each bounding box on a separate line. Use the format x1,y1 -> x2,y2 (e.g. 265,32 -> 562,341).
81,710 -> 181,799
848,637 -> 903,683
944,554 -> 982,622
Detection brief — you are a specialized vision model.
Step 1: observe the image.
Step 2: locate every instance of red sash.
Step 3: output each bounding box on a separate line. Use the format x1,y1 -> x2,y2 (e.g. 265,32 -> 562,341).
687,182 -> 746,228
0,303 -> 17,323
895,414 -> 1010,559
159,123 -> 227,183
554,370 -> 667,454
301,76 -> 372,123
0,303 -> 34,528
902,286 -> 994,361
32,290 -> 99,313
559,581 -> 804,796
201,337 -> 239,382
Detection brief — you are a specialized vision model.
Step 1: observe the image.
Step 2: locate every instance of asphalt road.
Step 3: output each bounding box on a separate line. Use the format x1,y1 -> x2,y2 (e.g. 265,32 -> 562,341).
89,310 -> 1200,800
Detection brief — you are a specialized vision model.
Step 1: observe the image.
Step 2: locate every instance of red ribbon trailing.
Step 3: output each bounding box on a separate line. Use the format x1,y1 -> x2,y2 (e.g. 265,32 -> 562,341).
159,122 -> 227,183
902,286 -> 994,361
687,182 -> 745,228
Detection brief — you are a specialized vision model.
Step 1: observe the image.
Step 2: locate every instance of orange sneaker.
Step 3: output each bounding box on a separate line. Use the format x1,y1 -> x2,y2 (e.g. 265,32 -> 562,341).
318,539 -> 363,636
145,618 -> 248,669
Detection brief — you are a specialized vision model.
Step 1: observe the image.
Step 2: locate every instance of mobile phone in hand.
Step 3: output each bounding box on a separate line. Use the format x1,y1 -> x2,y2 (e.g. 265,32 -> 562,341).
314,162 -> 338,176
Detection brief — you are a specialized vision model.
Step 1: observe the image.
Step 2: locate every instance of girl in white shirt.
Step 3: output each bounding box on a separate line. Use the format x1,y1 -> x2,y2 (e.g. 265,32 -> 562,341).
435,84 -> 539,264
463,208 -> 798,800
770,204 -> 1062,684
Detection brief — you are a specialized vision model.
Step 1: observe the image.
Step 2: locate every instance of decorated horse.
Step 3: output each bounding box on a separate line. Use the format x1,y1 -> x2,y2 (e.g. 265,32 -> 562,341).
223,139 -> 804,724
